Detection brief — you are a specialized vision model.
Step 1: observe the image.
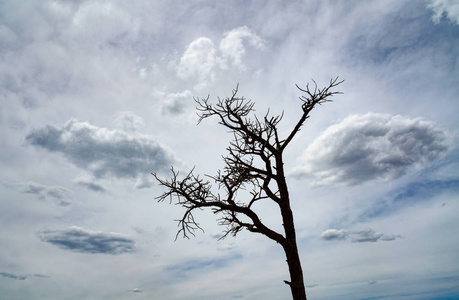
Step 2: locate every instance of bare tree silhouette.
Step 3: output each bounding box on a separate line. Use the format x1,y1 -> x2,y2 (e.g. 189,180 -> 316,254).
153,77 -> 343,300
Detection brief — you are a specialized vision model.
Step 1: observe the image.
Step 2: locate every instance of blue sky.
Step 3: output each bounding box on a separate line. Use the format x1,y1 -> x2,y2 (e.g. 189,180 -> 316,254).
1,0 -> 458,299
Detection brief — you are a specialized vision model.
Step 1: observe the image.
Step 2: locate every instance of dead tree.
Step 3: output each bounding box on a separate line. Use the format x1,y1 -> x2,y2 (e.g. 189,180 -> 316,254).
153,77 -> 343,300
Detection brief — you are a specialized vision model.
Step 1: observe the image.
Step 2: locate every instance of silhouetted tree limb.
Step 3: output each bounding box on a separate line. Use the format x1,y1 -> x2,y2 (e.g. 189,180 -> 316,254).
153,77 -> 343,300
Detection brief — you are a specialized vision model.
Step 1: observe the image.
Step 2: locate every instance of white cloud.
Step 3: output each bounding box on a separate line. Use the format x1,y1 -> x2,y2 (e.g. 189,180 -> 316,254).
69,1 -> 139,47
291,113 -> 449,185
218,26 -> 265,70
114,111 -> 145,132
176,37 -> 217,83
176,27 -> 265,87
428,0 -> 459,25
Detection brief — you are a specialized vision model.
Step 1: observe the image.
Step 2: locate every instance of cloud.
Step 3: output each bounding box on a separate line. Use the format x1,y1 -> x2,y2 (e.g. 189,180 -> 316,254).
320,229 -> 348,241
114,111 -> 145,132
320,228 -> 399,243
292,113 -> 449,185
25,119 -> 175,184
0,272 -> 49,280
428,0 -> 459,25
160,90 -> 193,114
20,181 -> 73,206
218,26 -> 265,70
176,37 -> 217,83
38,226 -> 135,254
0,272 -> 27,280
175,27 -> 265,87
351,229 -> 397,243
73,175 -> 107,193
69,1 -> 140,47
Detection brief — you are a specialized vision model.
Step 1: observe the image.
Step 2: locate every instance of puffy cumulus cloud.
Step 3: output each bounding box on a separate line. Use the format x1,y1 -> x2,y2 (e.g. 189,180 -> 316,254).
320,228 -> 399,243
20,181 -> 74,206
25,119 -> 175,186
218,26 -> 265,70
38,226 -> 135,254
176,37 -> 217,83
291,113 -> 449,186
176,27 -> 265,87
320,229 -> 348,241
428,0 -> 459,25
160,90 -> 194,114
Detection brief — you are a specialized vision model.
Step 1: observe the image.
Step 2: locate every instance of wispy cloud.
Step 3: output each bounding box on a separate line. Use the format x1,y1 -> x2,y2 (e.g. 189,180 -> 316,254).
428,0 -> 459,25
38,226 -> 135,254
0,272 -> 49,280
20,181 -> 73,206
292,113 -> 449,185
0,272 -> 27,280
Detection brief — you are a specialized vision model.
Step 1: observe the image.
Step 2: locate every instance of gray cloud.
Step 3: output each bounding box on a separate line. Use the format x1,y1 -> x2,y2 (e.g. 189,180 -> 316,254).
0,272 -> 27,280
0,272 -> 49,280
320,229 -> 348,241
25,119 -> 175,185
38,226 -> 135,254
292,113 -> 449,185
20,181 -> 73,206
73,175 -> 107,193
320,228 -> 399,243
351,229 -> 397,243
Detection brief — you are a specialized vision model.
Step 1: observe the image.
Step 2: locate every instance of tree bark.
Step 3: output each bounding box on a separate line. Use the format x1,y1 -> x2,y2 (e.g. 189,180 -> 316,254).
283,234 -> 307,300
276,155 -> 307,300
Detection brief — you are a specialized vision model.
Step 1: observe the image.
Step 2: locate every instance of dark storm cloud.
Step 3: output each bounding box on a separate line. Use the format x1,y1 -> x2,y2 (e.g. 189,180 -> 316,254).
292,113 -> 449,185
320,228 -> 399,243
38,226 -> 135,254
25,119 -> 175,183
21,181 -> 73,206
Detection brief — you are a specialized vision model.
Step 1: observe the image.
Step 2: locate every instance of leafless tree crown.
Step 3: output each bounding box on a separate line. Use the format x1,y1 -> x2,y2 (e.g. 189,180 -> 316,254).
153,77 -> 343,243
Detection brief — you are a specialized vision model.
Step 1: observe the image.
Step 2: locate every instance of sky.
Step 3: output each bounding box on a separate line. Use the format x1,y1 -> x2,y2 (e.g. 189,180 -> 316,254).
0,0 -> 458,299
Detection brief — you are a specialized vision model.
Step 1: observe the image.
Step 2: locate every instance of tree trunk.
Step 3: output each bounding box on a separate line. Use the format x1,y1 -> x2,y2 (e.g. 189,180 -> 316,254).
276,155 -> 307,300
283,241 -> 307,300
